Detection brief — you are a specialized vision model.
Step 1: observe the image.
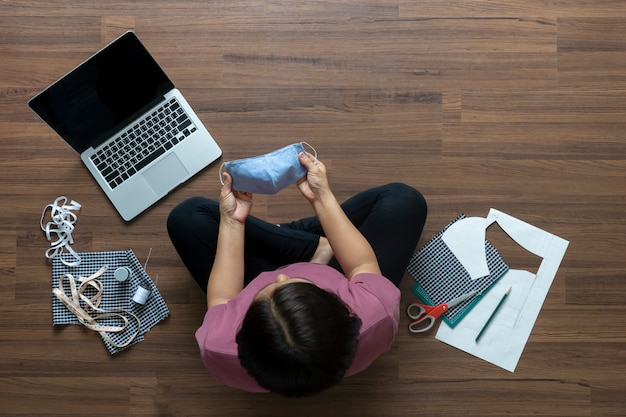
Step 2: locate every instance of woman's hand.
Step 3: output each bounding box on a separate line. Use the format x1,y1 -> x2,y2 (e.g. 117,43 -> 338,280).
219,172 -> 253,224
297,152 -> 330,203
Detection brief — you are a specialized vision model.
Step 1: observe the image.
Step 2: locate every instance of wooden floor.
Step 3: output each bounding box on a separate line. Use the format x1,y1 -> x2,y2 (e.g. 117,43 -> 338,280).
2,1 -> 626,416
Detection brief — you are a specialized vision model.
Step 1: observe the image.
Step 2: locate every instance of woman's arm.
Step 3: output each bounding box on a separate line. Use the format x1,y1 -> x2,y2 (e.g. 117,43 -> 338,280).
206,173 -> 253,308
297,153 -> 381,279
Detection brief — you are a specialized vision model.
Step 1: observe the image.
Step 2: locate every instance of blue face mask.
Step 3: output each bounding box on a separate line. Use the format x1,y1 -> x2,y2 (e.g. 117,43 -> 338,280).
220,142 -> 317,194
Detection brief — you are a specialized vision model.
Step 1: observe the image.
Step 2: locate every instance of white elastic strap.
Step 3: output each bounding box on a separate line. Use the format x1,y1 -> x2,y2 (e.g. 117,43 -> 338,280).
300,141 -> 318,161
52,266 -> 141,349
40,196 -> 82,267
218,162 -> 226,186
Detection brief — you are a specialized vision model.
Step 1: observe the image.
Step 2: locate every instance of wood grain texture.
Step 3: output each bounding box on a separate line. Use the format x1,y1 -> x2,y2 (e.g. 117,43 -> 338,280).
1,0 -> 625,415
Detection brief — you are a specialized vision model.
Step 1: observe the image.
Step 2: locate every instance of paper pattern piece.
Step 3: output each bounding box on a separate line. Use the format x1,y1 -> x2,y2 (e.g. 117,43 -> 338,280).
435,209 -> 569,372
408,214 -> 509,327
442,216 -> 490,280
52,249 -> 170,354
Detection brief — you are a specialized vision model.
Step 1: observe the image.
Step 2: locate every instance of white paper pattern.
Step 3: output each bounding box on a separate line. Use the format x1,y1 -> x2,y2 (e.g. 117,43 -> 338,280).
435,209 -> 569,372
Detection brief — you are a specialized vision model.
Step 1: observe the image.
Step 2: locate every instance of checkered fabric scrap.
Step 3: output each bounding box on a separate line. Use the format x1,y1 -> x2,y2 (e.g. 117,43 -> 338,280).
51,249 -> 169,354
407,214 -> 510,327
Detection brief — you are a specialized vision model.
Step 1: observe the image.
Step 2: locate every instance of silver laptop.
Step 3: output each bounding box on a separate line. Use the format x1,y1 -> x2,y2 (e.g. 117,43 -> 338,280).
28,31 -> 222,221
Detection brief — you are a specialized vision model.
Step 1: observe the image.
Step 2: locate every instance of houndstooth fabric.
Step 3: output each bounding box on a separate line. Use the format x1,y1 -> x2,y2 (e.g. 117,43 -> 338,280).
51,249 -> 169,354
408,214 -> 509,327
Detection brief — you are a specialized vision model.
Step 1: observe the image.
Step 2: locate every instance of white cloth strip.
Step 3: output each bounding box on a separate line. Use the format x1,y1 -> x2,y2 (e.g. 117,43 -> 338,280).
40,196 -> 82,266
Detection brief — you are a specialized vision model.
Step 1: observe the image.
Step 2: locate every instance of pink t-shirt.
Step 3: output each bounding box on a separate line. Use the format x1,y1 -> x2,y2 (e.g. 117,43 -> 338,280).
195,262 -> 401,392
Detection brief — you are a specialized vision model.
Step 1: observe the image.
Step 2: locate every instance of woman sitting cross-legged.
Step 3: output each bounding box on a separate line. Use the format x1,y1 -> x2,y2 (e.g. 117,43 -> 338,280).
167,152 -> 427,397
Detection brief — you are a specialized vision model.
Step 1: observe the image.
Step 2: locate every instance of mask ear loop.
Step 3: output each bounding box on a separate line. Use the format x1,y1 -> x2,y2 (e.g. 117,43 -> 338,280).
218,162 -> 226,186
300,141 -> 318,161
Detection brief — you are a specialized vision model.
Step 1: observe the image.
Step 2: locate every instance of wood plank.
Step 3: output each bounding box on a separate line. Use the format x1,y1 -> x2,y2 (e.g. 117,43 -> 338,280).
1,0 -> 625,415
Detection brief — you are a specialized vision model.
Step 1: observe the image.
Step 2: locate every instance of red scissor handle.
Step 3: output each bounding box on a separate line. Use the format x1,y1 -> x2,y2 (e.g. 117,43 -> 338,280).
407,303 -> 449,333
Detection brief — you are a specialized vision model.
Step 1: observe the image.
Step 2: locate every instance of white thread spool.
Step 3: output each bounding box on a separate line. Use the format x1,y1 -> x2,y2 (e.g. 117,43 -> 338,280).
132,285 -> 151,305
114,267 -> 131,282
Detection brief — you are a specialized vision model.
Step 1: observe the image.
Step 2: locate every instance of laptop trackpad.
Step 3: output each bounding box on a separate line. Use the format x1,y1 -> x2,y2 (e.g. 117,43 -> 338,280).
143,153 -> 189,196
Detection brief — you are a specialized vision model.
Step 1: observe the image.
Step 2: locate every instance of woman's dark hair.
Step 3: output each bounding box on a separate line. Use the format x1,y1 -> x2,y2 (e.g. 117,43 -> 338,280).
236,282 -> 362,397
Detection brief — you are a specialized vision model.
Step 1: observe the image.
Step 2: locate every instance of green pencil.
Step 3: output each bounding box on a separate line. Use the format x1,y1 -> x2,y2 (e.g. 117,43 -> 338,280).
475,287 -> 511,343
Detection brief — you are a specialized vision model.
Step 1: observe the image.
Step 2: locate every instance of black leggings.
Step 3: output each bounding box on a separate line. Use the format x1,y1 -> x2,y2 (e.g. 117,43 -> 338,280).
167,183 -> 427,290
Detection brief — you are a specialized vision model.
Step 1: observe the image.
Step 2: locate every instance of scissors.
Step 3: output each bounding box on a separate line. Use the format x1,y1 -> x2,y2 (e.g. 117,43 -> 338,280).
407,290 -> 477,333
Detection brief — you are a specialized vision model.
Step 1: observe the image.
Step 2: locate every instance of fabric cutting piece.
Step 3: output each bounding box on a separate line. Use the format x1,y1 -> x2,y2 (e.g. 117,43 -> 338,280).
435,208 -> 570,372
441,216 -> 490,280
407,214 -> 509,327
51,249 -> 169,354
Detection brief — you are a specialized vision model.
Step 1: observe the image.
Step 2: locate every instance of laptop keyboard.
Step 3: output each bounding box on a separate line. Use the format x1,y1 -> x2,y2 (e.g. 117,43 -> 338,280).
90,98 -> 196,189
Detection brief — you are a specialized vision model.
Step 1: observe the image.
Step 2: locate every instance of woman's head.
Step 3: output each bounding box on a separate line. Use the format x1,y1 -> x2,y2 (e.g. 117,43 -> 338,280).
236,276 -> 362,397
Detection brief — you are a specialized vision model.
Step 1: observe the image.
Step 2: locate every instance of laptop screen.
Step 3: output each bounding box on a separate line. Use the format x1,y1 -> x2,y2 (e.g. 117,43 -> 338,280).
28,32 -> 174,153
